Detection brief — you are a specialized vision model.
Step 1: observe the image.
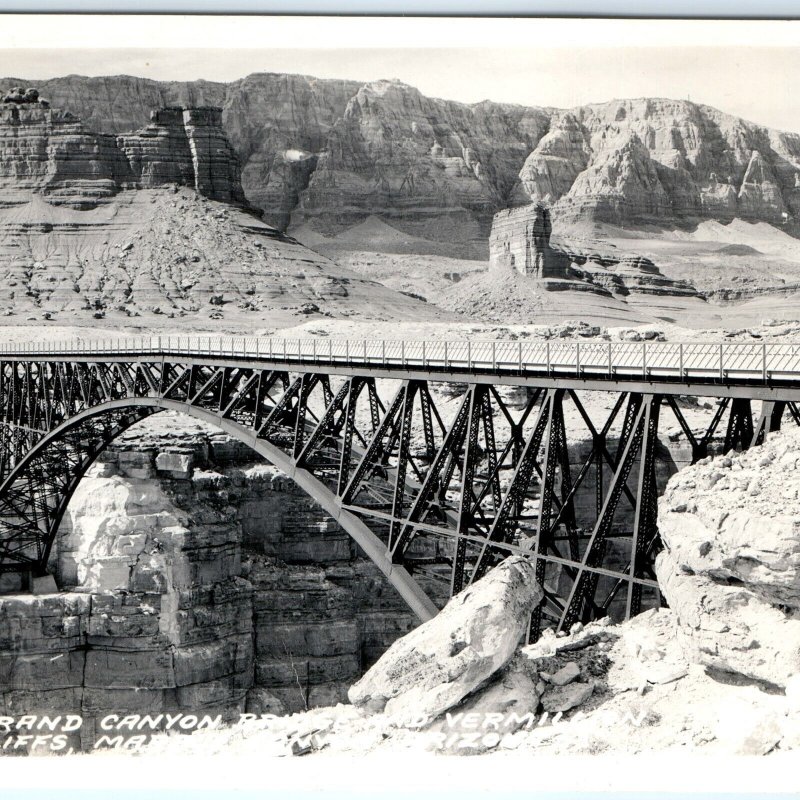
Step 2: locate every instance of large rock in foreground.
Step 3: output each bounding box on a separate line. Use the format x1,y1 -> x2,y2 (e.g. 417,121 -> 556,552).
347,556 -> 542,720
656,428 -> 800,686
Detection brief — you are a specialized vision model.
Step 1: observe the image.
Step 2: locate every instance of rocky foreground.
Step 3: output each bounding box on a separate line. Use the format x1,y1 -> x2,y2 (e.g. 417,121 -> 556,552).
139,428 -> 800,758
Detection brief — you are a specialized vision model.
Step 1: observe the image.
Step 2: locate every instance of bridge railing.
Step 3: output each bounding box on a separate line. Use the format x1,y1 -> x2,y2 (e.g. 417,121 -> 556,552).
2,336 -> 800,383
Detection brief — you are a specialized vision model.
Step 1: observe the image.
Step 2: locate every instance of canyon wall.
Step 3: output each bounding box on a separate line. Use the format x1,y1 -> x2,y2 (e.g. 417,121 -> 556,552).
0,416 -> 436,751
7,76 -> 800,251
0,94 -> 447,325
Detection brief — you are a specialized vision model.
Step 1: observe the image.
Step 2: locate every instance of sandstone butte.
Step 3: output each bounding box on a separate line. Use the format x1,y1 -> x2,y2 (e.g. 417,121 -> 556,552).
0,94 -> 450,327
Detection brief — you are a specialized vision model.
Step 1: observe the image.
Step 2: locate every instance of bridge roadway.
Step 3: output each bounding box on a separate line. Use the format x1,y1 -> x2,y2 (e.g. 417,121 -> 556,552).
1,335 -> 799,640
2,335 -> 800,399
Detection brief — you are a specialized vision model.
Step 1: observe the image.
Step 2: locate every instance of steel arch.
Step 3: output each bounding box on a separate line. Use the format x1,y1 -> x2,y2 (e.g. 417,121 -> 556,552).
0,397 -> 439,622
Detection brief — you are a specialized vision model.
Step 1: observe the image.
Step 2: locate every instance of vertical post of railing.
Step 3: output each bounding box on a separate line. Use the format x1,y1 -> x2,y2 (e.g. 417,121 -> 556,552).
492,341 -> 496,371
422,340 -> 426,367
313,338 -> 316,363
642,342 -> 647,378
762,342 -> 767,383
679,343 -> 684,380
444,340 -> 449,369
382,340 -> 385,364
363,339 -> 367,364
284,338 -> 287,361
607,341 -> 612,376
719,343 -> 724,382
547,341 -> 551,374
346,339 -> 349,364
576,341 -> 581,376
467,340 -> 471,370
518,340 -> 523,372
401,340 -> 405,367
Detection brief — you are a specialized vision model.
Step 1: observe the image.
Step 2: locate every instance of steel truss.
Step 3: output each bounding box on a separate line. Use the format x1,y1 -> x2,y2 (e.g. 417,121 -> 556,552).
0,357 -> 798,638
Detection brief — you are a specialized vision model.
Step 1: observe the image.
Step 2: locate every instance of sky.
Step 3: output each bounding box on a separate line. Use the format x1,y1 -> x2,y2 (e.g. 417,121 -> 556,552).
2,16 -> 800,131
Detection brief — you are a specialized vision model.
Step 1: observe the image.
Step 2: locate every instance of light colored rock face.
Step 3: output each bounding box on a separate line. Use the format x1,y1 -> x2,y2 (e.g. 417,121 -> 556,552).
348,555 -> 543,720
558,133 -> 673,225
656,427 -> 800,686
423,660 -> 542,754
656,551 -> 800,687
1,414 -> 442,749
519,114 -> 591,206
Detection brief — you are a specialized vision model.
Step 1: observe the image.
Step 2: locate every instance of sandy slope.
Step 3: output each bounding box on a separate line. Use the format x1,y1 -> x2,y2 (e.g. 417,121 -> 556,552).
0,189 -> 456,332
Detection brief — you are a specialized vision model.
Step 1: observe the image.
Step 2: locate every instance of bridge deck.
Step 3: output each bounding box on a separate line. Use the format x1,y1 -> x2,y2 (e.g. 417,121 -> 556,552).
2,336 -> 800,399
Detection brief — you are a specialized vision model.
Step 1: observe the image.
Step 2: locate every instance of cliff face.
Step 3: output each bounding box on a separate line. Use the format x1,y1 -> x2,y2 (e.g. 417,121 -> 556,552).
0,103 -> 133,209
489,202 -> 697,297
544,99 -> 800,227
118,106 -> 247,206
297,80 -> 549,250
6,75 -> 800,250
0,416 -> 441,751
0,100 -> 246,209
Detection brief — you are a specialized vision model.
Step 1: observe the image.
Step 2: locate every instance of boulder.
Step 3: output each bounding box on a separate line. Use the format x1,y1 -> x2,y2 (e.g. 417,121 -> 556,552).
656,429 -> 800,687
424,661 -> 541,754
549,661 -> 581,686
348,555 -> 543,721
541,681 -> 593,712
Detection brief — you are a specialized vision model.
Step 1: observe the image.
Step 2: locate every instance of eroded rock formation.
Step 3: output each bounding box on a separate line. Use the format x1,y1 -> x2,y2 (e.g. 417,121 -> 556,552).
6,76 -> 800,246
489,201 -> 697,297
0,92 -> 246,209
0,94 -> 449,325
117,107 -> 247,206
490,203 -> 572,279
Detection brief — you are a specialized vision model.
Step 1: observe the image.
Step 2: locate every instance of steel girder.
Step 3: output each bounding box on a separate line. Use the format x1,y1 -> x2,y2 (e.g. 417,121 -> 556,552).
0,357 -> 795,638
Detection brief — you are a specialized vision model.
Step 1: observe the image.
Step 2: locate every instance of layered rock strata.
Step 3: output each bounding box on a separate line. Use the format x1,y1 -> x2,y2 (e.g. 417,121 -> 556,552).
117,107 -> 247,206
7,76 -> 800,242
0,95 -> 246,210
0,415 -> 438,750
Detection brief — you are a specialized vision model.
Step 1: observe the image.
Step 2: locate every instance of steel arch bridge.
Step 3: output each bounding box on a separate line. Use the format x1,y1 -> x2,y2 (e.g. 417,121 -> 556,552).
2,335 -> 800,640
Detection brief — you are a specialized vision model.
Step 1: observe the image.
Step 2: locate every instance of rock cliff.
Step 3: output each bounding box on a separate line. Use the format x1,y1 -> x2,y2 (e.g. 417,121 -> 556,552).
0,414 -> 443,751
0,96 -> 246,210
7,75 -> 800,249
487,202 -> 697,300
